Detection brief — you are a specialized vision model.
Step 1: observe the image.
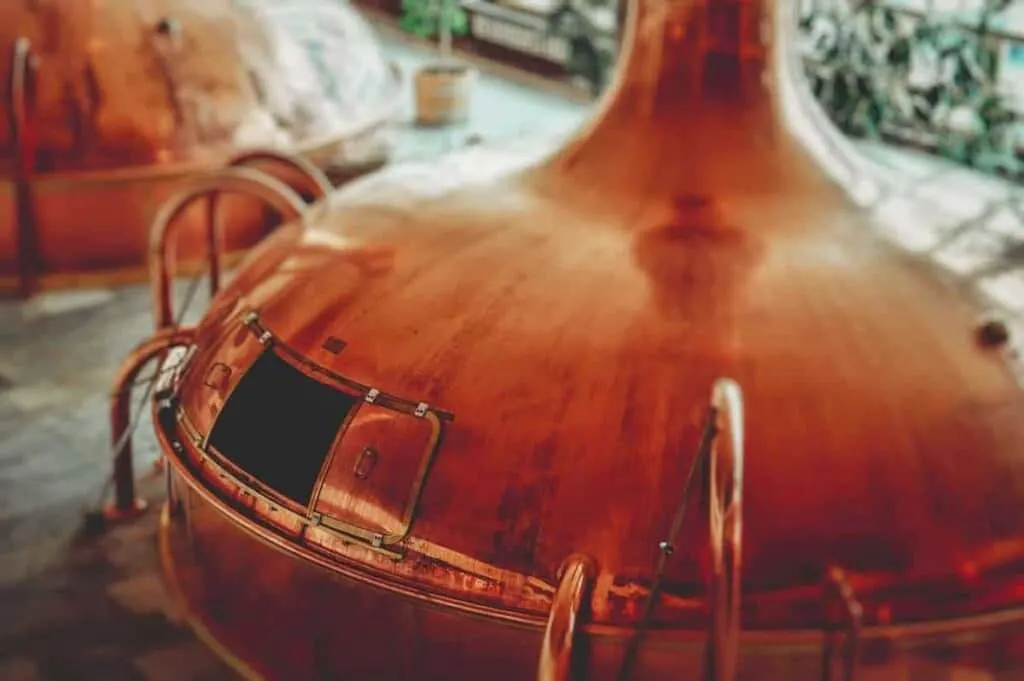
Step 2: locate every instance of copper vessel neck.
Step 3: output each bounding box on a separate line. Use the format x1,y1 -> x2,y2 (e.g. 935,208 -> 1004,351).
544,0 -> 841,197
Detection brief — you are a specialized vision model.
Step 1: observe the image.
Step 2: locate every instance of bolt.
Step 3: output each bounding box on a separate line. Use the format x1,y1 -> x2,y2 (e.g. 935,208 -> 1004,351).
976,317 -> 1011,349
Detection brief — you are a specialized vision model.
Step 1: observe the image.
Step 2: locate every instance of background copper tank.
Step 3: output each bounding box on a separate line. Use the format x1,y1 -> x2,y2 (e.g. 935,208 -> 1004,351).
146,0 -> 1024,678
0,0 -> 402,297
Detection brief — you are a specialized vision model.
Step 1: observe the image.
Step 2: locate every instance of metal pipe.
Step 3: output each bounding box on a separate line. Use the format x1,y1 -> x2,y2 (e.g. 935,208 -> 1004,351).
107,326 -> 197,521
821,566 -> 863,681
149,167 -> 307,330
8,37 -> 40,298
705,378 -> 745,681
228,149 -> 334,201
537,554 -> 595,681
198,151 -> 332,295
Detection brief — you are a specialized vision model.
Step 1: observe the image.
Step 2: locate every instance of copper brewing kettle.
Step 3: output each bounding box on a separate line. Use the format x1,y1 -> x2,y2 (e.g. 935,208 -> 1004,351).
118,0 -> 1024,679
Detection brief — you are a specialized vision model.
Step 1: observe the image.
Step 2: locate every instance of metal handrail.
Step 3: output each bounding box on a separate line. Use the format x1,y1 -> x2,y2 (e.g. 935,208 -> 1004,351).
148,166 -> 307,329
228,149 -> 333,199
106,326 -> 197,520
704,378 -> 745,681
537,554 -> 595,681
8,36 -> 40,297
186,150 -> 333,293
821,566 -> 863,681
614,377 -> 745,681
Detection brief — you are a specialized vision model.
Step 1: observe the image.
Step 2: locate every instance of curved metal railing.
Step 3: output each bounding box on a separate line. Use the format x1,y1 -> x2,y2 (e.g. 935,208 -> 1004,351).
105,326 -> 198,520
148,166 -> 308,330
228,149 -> 333,199
538,554 -> 596,681
7,36 -> 40,297
602,377 -> 747,681
705,378 -> 745,681
821,566 -> 863,681
186,149 -> 334,292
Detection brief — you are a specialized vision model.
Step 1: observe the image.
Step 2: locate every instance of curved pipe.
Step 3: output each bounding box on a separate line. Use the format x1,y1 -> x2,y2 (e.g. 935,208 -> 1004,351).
196,150 -> 332,293
537,554 -> 595,681
228,149 -> 333,200
706,378 -> 745,681
108,326 -> 197,518
8,36 -> 40,298
149,167 -> 307,330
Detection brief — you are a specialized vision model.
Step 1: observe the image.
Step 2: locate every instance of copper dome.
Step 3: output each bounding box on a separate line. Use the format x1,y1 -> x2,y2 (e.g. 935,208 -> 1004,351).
124,0 -> 1024,678
1,0 -> 401,295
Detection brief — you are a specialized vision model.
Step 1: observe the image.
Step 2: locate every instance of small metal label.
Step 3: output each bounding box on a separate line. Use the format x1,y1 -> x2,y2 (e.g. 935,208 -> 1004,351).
365,388 -> 380,403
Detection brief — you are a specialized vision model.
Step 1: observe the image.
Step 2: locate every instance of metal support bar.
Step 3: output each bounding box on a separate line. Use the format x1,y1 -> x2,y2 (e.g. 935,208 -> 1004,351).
228,149 -> 333,201
107,326 -> 197,521
821,566 -> 863,681
218,150 -> 333,295
705,378 -> 745,681
148,167 -> 307,330
538,554 -> 595,681
8,37 -> 40,298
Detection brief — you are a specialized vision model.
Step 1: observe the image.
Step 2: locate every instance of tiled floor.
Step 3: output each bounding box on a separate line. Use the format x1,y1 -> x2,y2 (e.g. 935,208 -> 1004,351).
1,26 -> 1024,681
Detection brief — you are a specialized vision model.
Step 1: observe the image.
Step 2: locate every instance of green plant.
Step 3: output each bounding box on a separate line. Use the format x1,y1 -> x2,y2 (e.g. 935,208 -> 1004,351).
400,0 -> 469,44
546,0 -> 619,97
801,0 -> 1023,180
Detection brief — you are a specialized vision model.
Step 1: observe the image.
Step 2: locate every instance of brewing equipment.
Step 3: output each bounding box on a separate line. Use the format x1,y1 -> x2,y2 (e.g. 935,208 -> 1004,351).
1,0 -> 403,296
112,0 -> 1024,678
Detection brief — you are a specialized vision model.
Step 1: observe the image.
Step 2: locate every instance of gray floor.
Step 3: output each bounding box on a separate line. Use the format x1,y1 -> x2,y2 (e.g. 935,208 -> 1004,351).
2,29 -> 1024,681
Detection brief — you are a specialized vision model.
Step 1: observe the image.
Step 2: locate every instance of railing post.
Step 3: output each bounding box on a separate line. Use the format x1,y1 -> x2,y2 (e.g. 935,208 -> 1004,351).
195,150 -> 332,297
105,327 -> 197,522
538,554 -> 595,681
705,378 -> 745,681
149,167 -> 307,330
821,566 -> 862,681
8,37 -> 41,298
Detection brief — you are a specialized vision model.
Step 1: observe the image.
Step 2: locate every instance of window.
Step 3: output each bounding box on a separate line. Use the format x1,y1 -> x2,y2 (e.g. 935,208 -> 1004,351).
207,351 -> 358,506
